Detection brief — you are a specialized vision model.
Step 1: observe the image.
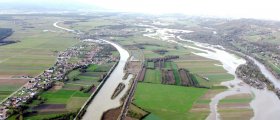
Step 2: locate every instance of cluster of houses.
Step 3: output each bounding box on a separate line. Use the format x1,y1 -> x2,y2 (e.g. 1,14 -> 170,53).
0,40 -> 118,120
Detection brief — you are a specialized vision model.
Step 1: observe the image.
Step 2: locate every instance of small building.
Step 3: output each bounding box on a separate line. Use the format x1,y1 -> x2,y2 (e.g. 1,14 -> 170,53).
0,107 -> 8,120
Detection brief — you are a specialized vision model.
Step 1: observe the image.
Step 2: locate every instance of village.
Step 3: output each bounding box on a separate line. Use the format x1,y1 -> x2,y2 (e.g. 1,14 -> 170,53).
0,39 -> 119,120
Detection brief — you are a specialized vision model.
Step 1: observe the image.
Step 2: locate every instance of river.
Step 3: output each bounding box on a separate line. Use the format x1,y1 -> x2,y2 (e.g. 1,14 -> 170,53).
53,22 -> 133,120
141,24 -> 280,120
53,22 -> 75,32
82,40 -> 133,120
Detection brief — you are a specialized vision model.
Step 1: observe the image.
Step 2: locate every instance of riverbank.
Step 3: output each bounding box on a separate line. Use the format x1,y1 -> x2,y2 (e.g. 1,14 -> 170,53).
141,24 -> 280,120
75,60 -> 120,120
81,40 -> 133,120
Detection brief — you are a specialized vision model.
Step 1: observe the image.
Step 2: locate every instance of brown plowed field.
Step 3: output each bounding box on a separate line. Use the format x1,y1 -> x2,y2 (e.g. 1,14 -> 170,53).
162,70 -> 176,85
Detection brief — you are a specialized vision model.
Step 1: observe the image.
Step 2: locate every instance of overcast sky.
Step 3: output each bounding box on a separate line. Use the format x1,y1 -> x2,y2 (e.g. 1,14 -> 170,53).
1,0 -> 280,20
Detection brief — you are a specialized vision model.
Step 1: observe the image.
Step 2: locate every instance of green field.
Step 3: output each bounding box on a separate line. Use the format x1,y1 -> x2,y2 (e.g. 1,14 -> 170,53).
143,69 -> 162,84
41,90 -> 90,104
87,63 -> 115,72
176,60 -> 234,87
134,83 -> 207,120
147,62 -> 155,69
63,19 -> 119,32
0,16 -> 78,76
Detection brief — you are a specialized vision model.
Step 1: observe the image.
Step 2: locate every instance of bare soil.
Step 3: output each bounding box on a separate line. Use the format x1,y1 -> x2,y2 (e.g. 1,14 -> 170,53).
102,107 -> 122,120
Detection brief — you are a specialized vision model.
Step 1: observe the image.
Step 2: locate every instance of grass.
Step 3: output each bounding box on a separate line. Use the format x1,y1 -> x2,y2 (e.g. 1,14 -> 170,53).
143,69 -> 162,84
0,91 -> 13,101
176,60 -> 234,87
66,97 -> 88,111
171,62 -> 181,85
40,90 -> 90,104
87,63 -> 115,72
163,61 -> 181,85
67,19 -> 119,31
134,83 -> 207,120
24,113 -> 67,120
0,15 -> 78,77
0,84 -> 22,91
147,62 -> 155,69
67,70 -> 81,81
164,61 -> 172,69
143,113 -> 161,120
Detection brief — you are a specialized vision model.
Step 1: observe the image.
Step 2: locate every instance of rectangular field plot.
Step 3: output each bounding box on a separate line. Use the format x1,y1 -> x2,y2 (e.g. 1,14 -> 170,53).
176,59 -> 234,87
143,69 -> 162,84
134,83 -> 207,120
218,93 -> 253,120
0,78 -> 29,101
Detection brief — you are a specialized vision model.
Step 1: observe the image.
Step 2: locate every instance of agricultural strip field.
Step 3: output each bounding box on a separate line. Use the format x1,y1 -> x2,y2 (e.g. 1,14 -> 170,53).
0,16 -> 80,109
175,56 -> 234,88
23,89 -> 90,120
59,18 -> 119,32
218,93 -> 253,120
143,69 -> 162,84
189,88 -> 228,119
118,34 -> 238,119
0,79 -> 29,102
0,15 -> 78,77
133,83 -> 207,120
20,63 -> 115,119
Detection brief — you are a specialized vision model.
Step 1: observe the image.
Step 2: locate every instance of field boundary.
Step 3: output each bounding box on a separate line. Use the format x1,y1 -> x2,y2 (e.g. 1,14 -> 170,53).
118,62 -> 144,120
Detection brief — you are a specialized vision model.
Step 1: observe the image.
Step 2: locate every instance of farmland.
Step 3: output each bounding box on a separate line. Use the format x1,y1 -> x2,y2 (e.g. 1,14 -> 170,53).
143,69 -> 161,84
21,62 -> 115,119
218,93 -> 253,120
0,79 -> 29,102
0,14 -> 266,120
133,83 -> 207,120
118,29 -> 236,119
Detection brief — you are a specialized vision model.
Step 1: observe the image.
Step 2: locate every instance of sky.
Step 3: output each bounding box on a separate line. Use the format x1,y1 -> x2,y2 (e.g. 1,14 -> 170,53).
1,0 -> 280,20
81,0 -> 280,20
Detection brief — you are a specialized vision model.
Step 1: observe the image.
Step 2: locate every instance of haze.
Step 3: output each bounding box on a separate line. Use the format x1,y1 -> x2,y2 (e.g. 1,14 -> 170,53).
1,0 -> 280,20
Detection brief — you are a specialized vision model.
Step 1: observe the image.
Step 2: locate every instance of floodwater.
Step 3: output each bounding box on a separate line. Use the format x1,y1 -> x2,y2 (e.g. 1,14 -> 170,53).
53,22 -> 133,120
248,56 -> 280,88
142,24 -> 280,120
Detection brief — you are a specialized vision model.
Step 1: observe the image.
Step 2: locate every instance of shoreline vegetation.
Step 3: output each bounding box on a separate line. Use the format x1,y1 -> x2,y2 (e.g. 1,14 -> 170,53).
236,57 -> 280,99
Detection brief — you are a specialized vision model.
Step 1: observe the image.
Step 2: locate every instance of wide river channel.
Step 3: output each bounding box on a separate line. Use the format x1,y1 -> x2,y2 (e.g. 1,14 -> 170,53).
54,21 -> 280,120
141,24 -> 280,120
53,22 -> 133,120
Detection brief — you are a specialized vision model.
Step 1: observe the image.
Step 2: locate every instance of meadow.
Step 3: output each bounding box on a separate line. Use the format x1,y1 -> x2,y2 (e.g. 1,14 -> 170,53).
143,69 -> 162,84
134,83 -> 207,120
23,62 -> 115,119
0,15 -> 78,76
119,33 -> 236,119
0,15 -> 81,105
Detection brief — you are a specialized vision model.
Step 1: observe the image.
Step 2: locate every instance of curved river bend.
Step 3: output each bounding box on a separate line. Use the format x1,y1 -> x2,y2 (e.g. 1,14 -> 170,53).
82,40 -> 133,120
141,24 -> 280,120
53,22 -> 133,120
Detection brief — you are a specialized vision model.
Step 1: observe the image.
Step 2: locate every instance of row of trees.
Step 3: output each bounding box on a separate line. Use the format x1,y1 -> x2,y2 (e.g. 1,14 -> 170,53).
0,28 -> 12,40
